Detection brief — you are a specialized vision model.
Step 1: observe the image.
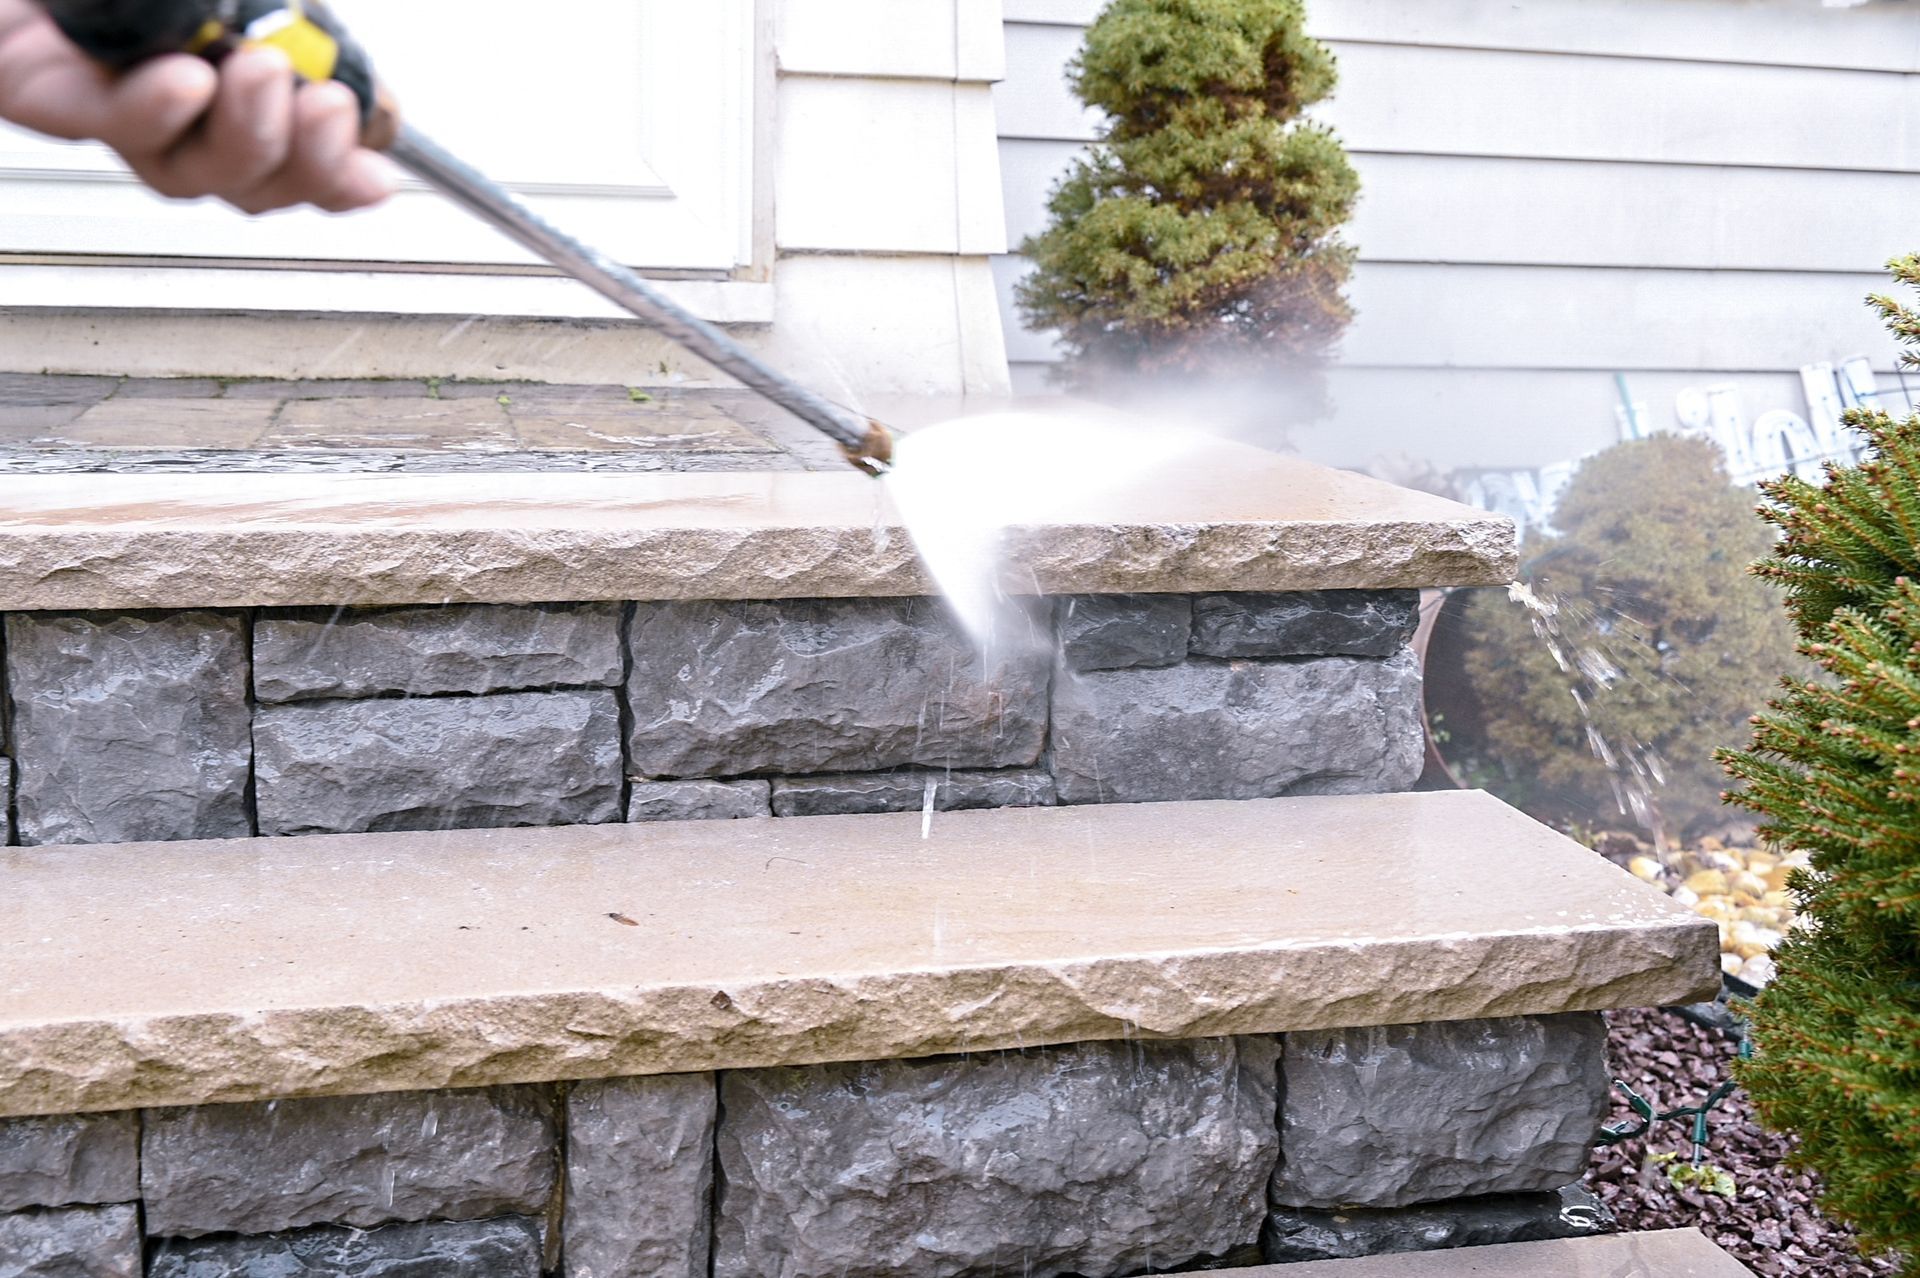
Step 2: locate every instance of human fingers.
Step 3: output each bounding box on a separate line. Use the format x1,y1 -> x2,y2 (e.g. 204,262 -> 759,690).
0,10 -> 215,148
0,2 -> 391,215
125,43 -> 295,201
224,79 -> 395,214
0,0 -> 40,42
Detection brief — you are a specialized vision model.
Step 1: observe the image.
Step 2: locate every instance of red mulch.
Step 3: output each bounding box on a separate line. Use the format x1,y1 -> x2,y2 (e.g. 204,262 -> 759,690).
1586,1004 -> 1906,1277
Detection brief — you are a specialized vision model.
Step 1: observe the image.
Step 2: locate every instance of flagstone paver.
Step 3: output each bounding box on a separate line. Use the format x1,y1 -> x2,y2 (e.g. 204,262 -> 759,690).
262,397 -> 517,451
60,398 -> 277,449
0,375 -> 815,467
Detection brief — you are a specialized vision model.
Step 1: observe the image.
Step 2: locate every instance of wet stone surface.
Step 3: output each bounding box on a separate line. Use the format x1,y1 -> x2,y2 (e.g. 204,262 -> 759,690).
0,1111 -> 137,1212
254,603 -> 623,702
1049,648 -> 1424,804
628,779 -> 772,822
1272,1013 -> 1610,1210
113,378 -> 224,400
1190,589 -> 1422,659
141,1086 -> 557,1238
0,790 -> 1715,1119
626,598 -> 1051,778
146,1216 -> 544,1278
565,1073 -> 717,1278
0,374 -> 117,407
253,689 -> 623,836
713,1036 -> 1279,1278
6,611 -> 251,846
0,376 -> 117,439
0,1203 -> 140,1278
260,396 -> 516,451
60,399 -> 274,450
769,769 -> 1057,817
223,379 -> 436,400
0,448 -> 813,475
0,376 -> 824,473
1054,594 -> 1192,672
1261,1185 -> 1614,1264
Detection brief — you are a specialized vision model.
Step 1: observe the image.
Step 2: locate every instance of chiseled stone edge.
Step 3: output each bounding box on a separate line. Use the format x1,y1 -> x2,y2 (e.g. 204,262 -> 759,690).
0,916 -> 1713,1119
0,517 -> 1516,611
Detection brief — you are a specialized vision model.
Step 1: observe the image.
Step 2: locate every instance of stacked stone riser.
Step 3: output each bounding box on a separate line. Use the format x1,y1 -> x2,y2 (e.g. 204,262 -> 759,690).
0,1015 -> 1612,1278
0,590 -> 1423,847
0,587 -> 1615,1277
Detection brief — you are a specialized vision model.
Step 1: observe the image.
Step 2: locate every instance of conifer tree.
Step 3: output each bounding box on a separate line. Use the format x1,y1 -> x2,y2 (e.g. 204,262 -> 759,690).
1015,0 -> 1359,384
1718,256 -> 1920,1269
1460,435 -> 1797,840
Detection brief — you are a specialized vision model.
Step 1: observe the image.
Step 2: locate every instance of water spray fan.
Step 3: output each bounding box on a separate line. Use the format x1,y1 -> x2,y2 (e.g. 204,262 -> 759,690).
37,0 -> 894,474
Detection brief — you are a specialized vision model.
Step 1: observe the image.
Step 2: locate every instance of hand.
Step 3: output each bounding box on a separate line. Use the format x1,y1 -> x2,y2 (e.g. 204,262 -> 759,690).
0,0 -> 395,213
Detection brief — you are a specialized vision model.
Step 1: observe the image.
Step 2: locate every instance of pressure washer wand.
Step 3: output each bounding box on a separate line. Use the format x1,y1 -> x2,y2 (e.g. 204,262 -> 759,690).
37,0 -> 894,474
384,129 -> 892,472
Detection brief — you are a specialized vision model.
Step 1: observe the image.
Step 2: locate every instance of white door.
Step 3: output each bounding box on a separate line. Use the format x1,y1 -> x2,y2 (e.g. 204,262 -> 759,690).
0,0 -> 757,279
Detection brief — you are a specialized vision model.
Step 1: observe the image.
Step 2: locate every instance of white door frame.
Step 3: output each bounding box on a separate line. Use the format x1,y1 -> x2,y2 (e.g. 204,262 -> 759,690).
0,0 -> 776,321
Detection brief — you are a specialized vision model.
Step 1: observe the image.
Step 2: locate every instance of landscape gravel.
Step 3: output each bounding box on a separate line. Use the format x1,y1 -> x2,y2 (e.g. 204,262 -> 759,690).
1587,1005 -> 1904,1278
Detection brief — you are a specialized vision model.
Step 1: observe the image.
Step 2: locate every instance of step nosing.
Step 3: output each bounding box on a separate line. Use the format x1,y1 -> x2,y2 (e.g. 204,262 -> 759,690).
0,448 -> 1515,609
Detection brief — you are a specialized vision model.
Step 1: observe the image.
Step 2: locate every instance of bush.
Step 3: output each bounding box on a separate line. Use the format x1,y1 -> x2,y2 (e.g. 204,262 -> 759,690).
1459,434 -> 1798,840
1718,257 -> 1920,1269
1015,0 -> 1359,387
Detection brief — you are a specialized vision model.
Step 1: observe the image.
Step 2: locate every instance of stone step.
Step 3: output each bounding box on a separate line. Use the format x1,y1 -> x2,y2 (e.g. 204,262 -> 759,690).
1240,1228 -> 1757,1275
0,789 -> 1719,1118
0,438 -> 1513,610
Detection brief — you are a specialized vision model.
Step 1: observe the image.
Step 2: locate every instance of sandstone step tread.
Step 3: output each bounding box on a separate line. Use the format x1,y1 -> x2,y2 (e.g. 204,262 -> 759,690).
0,441 -> 1514,609
1242,1228 -> 1756,1276
0,790 -> 1717,1118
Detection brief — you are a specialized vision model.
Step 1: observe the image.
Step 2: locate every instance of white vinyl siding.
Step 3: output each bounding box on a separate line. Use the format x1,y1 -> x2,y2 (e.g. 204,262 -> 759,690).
753,0 -> 1012,396
996,0 -> 1917,471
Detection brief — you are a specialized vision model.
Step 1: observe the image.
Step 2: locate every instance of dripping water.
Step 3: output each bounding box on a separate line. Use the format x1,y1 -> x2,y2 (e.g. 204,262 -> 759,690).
1504,579 -> 1677,846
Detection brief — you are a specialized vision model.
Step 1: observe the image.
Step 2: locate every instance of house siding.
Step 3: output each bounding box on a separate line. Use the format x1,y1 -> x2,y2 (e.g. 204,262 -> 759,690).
0,0 -> 1014,401
758,13 -> 1014,399
996,0 -> 1919,471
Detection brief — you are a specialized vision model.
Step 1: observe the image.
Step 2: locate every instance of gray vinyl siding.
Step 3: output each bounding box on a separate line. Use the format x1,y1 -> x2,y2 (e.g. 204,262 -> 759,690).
994,0 -> 1919,472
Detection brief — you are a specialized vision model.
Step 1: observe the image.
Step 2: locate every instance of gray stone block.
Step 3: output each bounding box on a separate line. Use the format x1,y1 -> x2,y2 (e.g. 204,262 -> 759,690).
147,1216 -> 543,1277
1055,595 -> 1191,672
1190,590 -> 1421,659
255,689 -> 623,835
564,1073 -> 716,1278
628,779 -> 771,822
0,1204 -> 140,1278
714,1036 -> 1279,1278
1049,650 -> 1423,804
7,612 -> 251,845
0,1113 -> 137,1211
141,1086 -> 557,1237
1270,1013 -> 1610,1210
1261,1185 -> 1613,1264
770,769 -> 1057,817
626,598 -> 1049,778
255,603 -> 624,702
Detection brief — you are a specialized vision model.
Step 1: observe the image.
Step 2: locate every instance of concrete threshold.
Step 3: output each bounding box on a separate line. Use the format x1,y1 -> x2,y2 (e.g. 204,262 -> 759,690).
1243,1228 -> 1756,1275
0,440 -> 1515,610
0,790 -> 1718,1118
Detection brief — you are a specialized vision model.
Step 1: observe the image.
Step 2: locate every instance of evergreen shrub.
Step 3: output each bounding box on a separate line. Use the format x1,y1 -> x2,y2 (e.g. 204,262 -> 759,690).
1015,0 -> 1359,385
1718,256 -> 1920,1268
1460,435 -> 1798,840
